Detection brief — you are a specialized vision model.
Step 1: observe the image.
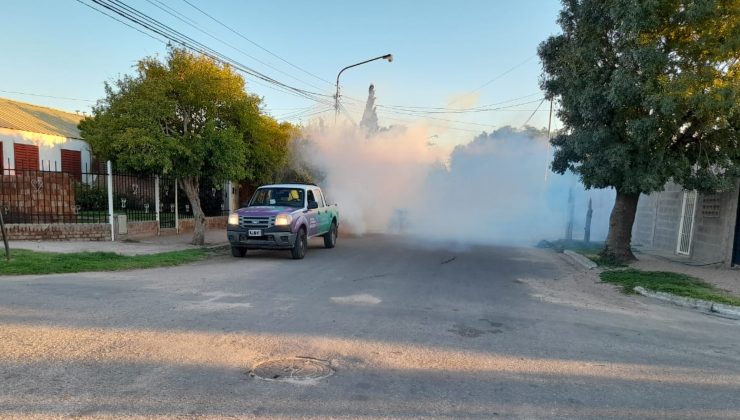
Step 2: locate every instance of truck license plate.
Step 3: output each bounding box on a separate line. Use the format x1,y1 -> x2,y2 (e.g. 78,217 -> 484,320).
248,229 -> 262,237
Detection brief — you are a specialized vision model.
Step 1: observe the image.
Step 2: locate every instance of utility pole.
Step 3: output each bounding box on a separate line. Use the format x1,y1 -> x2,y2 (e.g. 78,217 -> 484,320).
565,187 -> 574,241
584,198 -> 593,244
544,99 -> 554,182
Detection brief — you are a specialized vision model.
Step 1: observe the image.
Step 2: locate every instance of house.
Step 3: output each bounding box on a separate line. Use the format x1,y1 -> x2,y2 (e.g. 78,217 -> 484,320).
0,97 -> 91,176
632,181 -> 740,267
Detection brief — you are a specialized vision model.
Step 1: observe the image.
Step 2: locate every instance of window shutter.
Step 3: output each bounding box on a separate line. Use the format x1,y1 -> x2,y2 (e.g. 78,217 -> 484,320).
14,144 -> 39,171
61,149 -> 82,180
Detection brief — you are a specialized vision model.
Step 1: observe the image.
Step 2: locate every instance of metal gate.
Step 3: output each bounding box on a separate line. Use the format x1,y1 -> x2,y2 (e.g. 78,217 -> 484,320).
676,190 -> 698,255
159,177 -> 177,229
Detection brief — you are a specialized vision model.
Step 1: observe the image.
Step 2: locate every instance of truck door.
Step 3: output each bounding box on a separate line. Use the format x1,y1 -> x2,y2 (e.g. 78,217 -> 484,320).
315,188 -> 331,235
306,189 -> 320,237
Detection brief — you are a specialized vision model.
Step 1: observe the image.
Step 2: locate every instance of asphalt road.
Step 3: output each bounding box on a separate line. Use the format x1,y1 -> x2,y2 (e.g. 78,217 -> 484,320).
1,235 -> 739,419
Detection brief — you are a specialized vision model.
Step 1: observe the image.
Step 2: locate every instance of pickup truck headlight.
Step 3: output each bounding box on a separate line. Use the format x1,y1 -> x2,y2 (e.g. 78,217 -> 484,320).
228,213 -> 239,225
275,213 -> 293,226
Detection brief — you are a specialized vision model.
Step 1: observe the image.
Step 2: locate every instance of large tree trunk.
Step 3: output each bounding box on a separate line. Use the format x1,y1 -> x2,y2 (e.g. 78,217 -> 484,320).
601,190 -> 640,262
180,177 -> 206,246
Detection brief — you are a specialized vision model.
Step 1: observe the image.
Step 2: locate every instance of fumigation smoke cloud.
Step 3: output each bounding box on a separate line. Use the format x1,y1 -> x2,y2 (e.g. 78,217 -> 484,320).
298,120 -> 614,246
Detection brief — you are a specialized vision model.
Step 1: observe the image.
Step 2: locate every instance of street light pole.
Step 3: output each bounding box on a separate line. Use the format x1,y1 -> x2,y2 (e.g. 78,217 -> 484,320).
334,54 -> 393,123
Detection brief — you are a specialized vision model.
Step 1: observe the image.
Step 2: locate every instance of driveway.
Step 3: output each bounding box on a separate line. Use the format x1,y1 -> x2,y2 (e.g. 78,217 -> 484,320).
1,235 -> 739,419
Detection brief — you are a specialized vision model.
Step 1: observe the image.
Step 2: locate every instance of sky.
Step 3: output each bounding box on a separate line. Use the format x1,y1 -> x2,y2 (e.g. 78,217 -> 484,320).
2,0 -> 563,146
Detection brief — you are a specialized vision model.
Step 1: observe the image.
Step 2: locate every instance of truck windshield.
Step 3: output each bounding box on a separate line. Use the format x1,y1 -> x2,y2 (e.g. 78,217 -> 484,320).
248,188 -> 305,208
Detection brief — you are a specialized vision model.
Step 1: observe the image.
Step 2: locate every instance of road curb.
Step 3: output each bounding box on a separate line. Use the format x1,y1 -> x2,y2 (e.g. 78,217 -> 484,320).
563,250 -> 598,270
634,286 -> 740,319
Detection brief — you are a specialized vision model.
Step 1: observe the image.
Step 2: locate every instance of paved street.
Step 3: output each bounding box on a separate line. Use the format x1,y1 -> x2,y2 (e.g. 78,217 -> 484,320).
1,235 -> 739,419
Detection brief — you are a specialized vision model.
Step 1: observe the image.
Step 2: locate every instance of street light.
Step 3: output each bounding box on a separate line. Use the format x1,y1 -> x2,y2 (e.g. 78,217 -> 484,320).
334,54 -> 393,121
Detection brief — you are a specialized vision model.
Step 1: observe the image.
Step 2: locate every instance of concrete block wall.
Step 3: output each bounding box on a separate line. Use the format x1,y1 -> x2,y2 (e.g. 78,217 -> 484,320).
633,193 -> 658,247
652,184 -> 683,252
3,223 -> 110,241
691,186 -> 739,264
632,181 -> 740,266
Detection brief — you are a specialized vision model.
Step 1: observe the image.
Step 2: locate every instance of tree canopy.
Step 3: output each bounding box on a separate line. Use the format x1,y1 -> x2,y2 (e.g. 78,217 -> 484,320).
539,0 -> 740,260
79,48 -> 294,244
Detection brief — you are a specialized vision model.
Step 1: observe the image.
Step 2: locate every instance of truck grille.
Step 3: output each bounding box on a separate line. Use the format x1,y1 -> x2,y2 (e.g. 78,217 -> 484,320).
239,216 -> 275,229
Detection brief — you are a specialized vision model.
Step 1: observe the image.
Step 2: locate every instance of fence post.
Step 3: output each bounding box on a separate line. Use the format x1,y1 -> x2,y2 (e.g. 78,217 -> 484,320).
155,175 -> 160,236
175,178 -> 180,234
107,160 -> 114,241
227,181 -> 233,213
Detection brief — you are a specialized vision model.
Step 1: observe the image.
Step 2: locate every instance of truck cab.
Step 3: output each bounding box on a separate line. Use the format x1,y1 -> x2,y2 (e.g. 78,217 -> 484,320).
227,184 -> 339,259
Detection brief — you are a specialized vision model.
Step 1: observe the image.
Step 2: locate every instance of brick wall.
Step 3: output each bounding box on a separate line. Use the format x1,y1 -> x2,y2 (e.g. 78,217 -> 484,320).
125,220 -> 159,237
3,223 -> 110,241
1,171 -> 76,223
177,216 -> 227,232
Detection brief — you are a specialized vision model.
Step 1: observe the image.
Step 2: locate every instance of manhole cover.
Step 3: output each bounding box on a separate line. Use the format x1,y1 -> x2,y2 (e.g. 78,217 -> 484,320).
251,357 -> 333,382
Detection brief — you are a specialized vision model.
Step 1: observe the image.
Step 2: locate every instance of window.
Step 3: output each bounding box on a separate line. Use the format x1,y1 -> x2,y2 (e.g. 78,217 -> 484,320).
701,194 -> 721,218
14,144 -> 39,171
0,142 -> 3,171
61,149 -> 82,180
249,188 -> 305,208
314,189 -> 325,207
307,190 -> 316,205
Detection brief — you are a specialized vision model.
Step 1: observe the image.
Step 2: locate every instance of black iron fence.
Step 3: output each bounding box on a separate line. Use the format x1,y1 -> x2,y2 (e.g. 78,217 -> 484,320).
1,160 -> 228,227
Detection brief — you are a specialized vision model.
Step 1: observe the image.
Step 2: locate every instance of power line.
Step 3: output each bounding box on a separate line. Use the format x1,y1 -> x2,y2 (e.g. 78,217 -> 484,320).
522,98 -> 547,126
82,0 -> 334,106
463,54 -> 538,97
74,0 -> 165,43
179,0 -> 333,86
377,92 -> 543,113
0,89 -> 96,102
151,0 -> 198,26
378,98 -> 546,115
142,0 -> 327,91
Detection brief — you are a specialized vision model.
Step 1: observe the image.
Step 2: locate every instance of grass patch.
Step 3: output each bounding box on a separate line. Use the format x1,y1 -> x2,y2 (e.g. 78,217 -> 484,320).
601,269 -> 740,306
0,248 -> 214,276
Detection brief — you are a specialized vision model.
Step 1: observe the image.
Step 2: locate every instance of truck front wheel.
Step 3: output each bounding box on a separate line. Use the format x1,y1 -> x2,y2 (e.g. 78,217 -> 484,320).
231,246 -> 247,258
291,228 -> 307,260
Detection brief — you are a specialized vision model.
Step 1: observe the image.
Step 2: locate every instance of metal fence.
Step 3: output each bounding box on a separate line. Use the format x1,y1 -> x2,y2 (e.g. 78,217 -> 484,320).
1,159 -> 228,227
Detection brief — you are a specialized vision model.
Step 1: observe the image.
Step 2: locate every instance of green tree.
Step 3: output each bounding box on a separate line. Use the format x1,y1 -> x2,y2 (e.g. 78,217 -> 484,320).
539,0 -> 740,261
80,48 -> 284,245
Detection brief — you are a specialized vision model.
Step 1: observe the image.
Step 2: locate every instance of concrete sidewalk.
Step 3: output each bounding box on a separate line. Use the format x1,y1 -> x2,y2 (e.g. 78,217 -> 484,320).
632,252 -> 740,296
8,230 -> 228,256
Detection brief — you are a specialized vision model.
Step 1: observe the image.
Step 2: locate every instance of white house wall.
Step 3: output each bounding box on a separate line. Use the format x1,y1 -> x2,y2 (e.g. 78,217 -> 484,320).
0,127 -> 91,171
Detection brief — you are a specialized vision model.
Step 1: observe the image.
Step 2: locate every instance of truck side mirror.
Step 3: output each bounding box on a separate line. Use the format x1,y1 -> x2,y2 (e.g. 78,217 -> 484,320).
308,201 -> 319,210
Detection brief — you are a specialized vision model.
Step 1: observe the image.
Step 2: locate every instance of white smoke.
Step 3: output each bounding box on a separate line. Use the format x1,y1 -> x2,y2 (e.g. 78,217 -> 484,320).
299,120 -> 614,246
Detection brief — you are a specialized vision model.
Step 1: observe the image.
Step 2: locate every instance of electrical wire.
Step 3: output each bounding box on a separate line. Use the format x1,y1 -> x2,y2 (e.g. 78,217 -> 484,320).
0,89 -> 96,102
74,0 -> 166,43
179,0 -> 333,86
377,92 -> 543,113
82,0 -> 334,106
142,0 -> 328,91
522,98 -> 547,126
